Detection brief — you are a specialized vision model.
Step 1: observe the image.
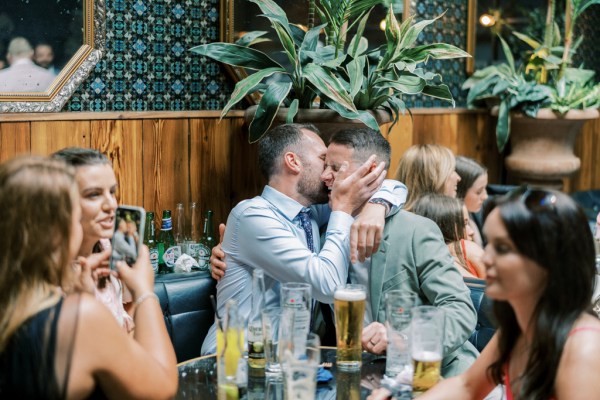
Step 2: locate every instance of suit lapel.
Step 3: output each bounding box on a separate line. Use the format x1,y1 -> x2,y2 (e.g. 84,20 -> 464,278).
370,237 -> 389,322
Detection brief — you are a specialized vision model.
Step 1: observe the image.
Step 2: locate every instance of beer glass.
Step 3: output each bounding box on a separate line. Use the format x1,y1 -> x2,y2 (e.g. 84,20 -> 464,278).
262,306 -> 283,377
411,306 -> 444,393
334,284 -> 366,371
385,291 -> 416,381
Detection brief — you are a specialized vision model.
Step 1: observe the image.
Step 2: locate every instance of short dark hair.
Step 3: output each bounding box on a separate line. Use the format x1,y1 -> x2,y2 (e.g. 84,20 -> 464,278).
51,147 -> 109,167
484,188 -> 595,398
257,123 -> 319,179
328,127 -> 391,169
455,156 -> 487,199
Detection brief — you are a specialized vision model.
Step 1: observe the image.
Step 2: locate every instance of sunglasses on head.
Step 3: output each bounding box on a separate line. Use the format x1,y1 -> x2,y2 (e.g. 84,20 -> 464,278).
509,186 -> 558,212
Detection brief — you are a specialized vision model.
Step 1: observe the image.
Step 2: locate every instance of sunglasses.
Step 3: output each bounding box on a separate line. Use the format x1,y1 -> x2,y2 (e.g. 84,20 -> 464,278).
509,186 -> 558,212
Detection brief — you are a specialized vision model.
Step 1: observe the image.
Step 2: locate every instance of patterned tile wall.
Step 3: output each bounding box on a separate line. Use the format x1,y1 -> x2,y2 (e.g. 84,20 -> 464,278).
66,0 -> 233,111
65,0 -> 470,112
404,0 -> 470,108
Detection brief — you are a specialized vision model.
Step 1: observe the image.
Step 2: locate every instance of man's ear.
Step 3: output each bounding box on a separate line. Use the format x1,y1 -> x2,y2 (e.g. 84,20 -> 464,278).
283,151 -> 302,175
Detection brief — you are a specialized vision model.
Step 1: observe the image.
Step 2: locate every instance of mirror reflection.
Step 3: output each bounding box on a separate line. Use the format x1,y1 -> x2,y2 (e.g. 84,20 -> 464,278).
0,0 -> 83,93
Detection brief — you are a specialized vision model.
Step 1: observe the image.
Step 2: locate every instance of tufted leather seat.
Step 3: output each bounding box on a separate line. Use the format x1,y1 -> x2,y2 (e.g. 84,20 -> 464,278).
464,277 -> 496,352
154,271 -> 216,363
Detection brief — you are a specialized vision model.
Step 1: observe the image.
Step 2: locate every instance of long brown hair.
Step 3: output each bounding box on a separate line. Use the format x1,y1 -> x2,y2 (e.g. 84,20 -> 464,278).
0,157 -> 77,351
484,189 -> 596,399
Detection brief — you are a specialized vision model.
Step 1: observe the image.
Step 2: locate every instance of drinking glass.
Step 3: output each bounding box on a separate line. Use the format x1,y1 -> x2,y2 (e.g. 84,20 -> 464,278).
334,284 -> 366,371
411,306 -> 444,393
384,291 -> 416,382
280,283 -> 312,354
281,332 -> 320,400
262,306 -> 283,377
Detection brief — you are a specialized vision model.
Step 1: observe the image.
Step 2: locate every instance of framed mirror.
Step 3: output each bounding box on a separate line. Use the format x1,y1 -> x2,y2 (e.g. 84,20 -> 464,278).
0,0 -> 105,113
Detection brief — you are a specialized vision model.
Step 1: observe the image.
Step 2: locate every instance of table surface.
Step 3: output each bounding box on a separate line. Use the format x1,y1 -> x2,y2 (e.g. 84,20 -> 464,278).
176,347 -> 389,399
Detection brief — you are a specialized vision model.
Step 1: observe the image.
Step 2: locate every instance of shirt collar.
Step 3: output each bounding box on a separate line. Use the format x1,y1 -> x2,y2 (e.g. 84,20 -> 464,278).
261,185 -> 306,222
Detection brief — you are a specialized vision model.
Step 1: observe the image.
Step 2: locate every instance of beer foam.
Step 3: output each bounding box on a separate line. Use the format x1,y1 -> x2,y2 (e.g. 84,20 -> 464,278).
412,350 -> 442,362
334,289 -> 366,301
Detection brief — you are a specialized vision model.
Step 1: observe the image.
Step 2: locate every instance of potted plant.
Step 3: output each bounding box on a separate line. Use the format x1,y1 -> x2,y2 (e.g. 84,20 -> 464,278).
191,0 -> 469,142
462,0 -> 600,186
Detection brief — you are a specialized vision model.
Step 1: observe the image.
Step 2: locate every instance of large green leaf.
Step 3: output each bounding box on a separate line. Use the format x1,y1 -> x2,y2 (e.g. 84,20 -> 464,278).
380,74 -> 426,94
399,13 -> 443,50
348,10 -> 371,57
304,64 -> 357,112
347,55 -> 366,98
248,81 -> 292,143
421,84 -> 455,106
299,23 -> 327,65
190,43 -> 284,70
498,36 -> 515,74
220,67 -> 286,119
235,31 -> 269,47
496,99 -> 510,152
322,98 -> 381,132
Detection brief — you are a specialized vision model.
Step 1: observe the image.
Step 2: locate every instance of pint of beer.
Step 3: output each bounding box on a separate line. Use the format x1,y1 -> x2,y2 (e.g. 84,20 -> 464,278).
334,284 -> 366,371
411,306 -> 444,393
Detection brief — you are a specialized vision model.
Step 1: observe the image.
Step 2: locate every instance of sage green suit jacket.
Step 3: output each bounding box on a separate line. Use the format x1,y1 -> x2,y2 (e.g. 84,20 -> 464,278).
370,210 -> 479,377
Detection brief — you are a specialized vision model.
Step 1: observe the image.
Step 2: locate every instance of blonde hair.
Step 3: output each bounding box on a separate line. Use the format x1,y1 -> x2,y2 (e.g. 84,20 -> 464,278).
395,144 -> 456,211
0,156 -> 77,351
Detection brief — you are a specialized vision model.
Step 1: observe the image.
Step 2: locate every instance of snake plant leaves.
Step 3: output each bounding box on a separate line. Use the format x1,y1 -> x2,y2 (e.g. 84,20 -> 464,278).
496,99 -> 510,152
248,81 -> 292,143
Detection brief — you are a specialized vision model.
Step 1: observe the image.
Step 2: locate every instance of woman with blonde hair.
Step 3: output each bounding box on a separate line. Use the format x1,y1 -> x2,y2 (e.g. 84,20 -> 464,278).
395,144 -> 461,210
0,157 -> 177,399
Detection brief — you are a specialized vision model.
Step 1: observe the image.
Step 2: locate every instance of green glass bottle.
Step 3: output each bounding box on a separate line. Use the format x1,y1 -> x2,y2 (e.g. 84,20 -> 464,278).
197,210 -> 215,272
157,210 -> 180,274
143,211 -> 159,274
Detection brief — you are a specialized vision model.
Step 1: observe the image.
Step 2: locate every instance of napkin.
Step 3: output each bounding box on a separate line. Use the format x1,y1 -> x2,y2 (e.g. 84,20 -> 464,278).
174,254 -> 198,273
316,366 -> 333,382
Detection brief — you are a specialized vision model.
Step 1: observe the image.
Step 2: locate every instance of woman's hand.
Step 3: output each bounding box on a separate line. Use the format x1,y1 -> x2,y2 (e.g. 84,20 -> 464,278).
72,247 -> 112,294
116,245 -> 154,297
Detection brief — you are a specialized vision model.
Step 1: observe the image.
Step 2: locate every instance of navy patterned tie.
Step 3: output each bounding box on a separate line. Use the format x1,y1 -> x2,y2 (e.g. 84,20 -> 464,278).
297,208 -> 315,252
297,208 -> 337,345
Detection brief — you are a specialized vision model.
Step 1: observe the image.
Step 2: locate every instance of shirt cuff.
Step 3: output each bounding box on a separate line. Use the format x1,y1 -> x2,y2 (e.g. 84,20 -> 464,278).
328,210 -> 355,231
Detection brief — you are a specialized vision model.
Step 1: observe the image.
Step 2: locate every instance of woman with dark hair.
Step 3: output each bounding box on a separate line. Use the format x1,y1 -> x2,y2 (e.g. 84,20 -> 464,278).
455,156 -> 488,246
370,187 -> 600,399
0,157 -> 177,399
413,194 -> 485,279
52,147 -> 133,331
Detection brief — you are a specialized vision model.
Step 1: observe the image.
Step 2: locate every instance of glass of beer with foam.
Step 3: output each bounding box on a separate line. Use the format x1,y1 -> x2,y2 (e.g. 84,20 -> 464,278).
334,284 -> 366,371
411,306 -> 445,393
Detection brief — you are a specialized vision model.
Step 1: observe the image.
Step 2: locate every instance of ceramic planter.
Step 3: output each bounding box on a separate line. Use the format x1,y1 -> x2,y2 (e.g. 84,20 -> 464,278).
504,108 -> 599,188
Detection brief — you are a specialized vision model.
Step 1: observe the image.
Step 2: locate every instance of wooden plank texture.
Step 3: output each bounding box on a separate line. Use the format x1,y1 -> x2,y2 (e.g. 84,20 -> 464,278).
91,119 -> 144,206
190,117 -> 234,229
30,120 -> 90,155
0,122 -> 30,161
142,119 -> 190,220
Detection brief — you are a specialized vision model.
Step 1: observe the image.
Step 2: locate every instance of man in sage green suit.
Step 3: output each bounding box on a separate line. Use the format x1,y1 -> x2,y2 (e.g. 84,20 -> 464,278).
370,209 -> 479,377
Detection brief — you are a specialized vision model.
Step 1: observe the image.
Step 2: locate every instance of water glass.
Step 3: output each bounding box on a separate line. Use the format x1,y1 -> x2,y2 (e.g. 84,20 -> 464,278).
384,291 -> 416,381
334,284 -> 366,371
280,283 -> 312,354
281,332 -> 320,400
411,306 -> 444,393
262,306 -> 283,377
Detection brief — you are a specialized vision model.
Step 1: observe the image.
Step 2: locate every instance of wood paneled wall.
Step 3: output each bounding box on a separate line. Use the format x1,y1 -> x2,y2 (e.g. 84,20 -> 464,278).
0,110 -> 598,228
